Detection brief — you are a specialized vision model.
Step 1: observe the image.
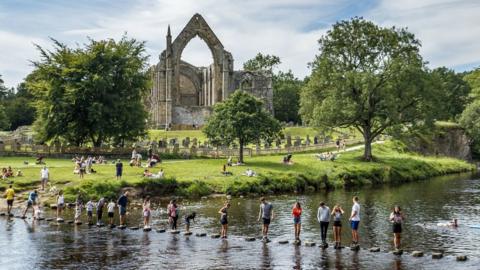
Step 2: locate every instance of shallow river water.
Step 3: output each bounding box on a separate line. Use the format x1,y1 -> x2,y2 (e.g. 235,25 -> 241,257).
1,173 -> 480,269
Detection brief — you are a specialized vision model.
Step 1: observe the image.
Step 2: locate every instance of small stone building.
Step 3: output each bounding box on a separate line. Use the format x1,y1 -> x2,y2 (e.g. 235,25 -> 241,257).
148,14 -> 273,129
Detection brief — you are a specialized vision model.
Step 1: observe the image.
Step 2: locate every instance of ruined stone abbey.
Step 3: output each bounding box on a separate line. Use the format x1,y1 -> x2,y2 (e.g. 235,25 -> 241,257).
149,14 -> 273,129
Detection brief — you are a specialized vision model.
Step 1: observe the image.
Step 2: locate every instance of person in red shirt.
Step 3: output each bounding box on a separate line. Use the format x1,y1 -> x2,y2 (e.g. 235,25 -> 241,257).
292,201 -> 302,241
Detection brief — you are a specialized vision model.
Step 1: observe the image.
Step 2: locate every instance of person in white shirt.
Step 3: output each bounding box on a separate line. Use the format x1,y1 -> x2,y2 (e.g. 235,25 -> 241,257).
317,202 -> 330,245
86,199 -> 94,225
107,199 -> 116,227
349,196 -> 361,246
40,166 -> 49,191
56,190 -> 64,221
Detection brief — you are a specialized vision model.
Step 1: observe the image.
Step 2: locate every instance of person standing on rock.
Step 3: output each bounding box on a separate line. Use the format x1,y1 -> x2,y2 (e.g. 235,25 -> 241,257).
107,199 -> 116,227
258,197 -> 274,242
96,197 -> 106,225
349,196 -> 361,246
22,190 -> 39,219
143,196 -> 151,229
117,191 -> 129,227
219,202 -> 230,239
4,184 -> 15,216
115,159 -> 123,180
317,202 -> 330,246
292,201 -> 302,241
86,198 -> 94,225
184,212 -> 196,234
40,166 -> 49,191
389,206 -> 405,250
167,199 -> 179,230
56,190 -> 64,221
331,204 -> 345,248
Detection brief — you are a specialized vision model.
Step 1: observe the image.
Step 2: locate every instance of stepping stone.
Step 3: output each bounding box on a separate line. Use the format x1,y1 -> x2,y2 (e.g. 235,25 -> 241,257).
334,245 -> 345,250
67,203 -> 75,208
278,240 -> 289,244
143,227 -> 152,232
66,220 -> 74,224
110,224 -> 116,229
50,204 -> 57,209
319,243 -> 328,249
432,252 -> 443,259
0,213 -> 6,216
75,221 -> 82,225
369,247 -> 380,252
305,241 -> 316,247
45,218 -> 54,222
156,229 -> 166,233
56,218 -> 64,223
392,249 -> 403,256
245,237 -> 256,242
293,240 -> 301,246
129,227 -> 139,230
412,251 -> 424,257
97,223 -> 105,227
170,230 -> 180,234
37,217 -> 45,221
350,245 -> 360,251
184,231 -> 192,235
210,233 -> 220,238
18,216 -> 27,219
456,255 -> 468,261
118,225 -> 127,230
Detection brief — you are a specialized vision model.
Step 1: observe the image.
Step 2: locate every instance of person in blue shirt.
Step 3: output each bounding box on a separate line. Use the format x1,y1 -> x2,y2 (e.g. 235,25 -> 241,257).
22,190 -> 39,219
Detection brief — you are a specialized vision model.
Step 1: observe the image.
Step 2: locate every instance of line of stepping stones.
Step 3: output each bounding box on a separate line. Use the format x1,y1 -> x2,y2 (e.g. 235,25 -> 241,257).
0,213 -> 469,262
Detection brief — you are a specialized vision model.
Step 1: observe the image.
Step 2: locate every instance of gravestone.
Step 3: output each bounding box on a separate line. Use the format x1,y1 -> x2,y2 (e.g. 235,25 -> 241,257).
313,136 -> 319,145
305,135 -> 311,146
294,136 -> 301,147
286,135 -> 292,148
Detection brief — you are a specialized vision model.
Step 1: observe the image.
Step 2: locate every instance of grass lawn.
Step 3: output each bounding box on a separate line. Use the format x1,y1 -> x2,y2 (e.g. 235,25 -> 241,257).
0,141 -> 474,204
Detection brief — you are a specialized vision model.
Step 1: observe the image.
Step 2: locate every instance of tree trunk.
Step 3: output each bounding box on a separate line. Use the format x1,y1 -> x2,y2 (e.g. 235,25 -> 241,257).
363,128 -> 373,161
239,140 -> 244,164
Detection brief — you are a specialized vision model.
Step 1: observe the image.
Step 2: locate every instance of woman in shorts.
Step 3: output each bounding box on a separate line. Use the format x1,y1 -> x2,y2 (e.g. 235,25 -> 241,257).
389,205 -> 405,250
219,202 -> 230,239
56,190 -> 64,221
292,201 -> 302,241
331,204 -> 345,248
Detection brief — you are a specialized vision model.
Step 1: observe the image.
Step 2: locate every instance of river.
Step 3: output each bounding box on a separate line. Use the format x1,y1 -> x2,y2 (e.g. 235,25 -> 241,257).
1,173 -> 479,269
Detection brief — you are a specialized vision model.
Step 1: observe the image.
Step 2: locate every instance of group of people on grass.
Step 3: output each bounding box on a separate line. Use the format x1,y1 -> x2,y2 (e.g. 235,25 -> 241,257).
1,166 -> 22,180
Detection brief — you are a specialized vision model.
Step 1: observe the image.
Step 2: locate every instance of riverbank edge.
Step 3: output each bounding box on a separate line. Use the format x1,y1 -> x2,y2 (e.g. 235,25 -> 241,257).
52,158 -> 476,206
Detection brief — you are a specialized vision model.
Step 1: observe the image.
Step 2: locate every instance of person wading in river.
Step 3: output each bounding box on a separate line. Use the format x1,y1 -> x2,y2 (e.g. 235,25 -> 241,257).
117,191 -> 129,227
349,196 -> 361,247
96,197 -> 105,226
219,202 -> 230,239
4,184 -> 15,216
317,201 -> 330,246
107,199 -> 116,227
292,201 -> 302,241
258,197 -> 274,242
389,205 -> 405,250
143,196 -> 151,229
56,190 -> 64,221
331,204 -> 345,248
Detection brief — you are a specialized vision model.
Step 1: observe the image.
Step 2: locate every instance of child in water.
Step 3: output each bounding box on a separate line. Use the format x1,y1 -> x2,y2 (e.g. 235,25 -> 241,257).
184,212 -> 196,233
143,196 -> 151,229
107,199 -> 116,227
86,199 -> 94,225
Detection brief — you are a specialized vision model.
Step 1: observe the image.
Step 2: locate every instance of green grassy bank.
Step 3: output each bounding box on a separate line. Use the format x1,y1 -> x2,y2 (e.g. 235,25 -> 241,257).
0,141 -> 474,205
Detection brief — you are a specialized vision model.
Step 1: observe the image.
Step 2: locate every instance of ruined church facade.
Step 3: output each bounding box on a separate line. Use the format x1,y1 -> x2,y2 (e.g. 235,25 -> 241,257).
149,14 -> 273,129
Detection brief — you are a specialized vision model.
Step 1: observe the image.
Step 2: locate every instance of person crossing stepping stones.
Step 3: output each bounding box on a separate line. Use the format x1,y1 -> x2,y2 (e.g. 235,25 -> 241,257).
389,205 -> 405,251
56,190 -> 64,222
317,201 -> 330,247
22,190 -> 39,219
107,199 -> 116,228
331,204 -> 345,249
349,196 -> 361,248
292,201 -> 302,242
4,185 -> 15,216
143,196 -> 151,230
184,212 -> 196,234
258,197 -> 274,242
219,202 -> 230,239
96,197 -> 106,226
117,191 -> 129,228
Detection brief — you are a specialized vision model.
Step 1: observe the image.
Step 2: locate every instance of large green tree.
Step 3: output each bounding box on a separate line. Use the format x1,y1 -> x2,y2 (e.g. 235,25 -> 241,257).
459,68 -> 480,156
27,37 -> 150,146
243,53 -> 281,73
300,18 -> 432,161
203,90 -> 281,163
426,67 -> 470,120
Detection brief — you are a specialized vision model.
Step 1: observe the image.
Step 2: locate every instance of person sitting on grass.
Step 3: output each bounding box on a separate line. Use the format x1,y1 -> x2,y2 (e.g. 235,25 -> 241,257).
143,169 -> 153,177
282,154 -> 294,165
227,156 -> 233,166
6,167 -> 13,177
222,165 -> 233,176
243,168 -> 256,177
16,170 -> 23,177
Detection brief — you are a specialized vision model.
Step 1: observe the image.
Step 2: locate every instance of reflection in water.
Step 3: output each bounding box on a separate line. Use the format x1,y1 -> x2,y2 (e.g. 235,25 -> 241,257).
293,245 -> 301,269
0,173 -> 479,269
261,243 -> 272,269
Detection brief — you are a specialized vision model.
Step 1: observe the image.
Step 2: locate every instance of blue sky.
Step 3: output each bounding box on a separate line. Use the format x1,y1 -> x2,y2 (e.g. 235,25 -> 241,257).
1,0 -> 479,88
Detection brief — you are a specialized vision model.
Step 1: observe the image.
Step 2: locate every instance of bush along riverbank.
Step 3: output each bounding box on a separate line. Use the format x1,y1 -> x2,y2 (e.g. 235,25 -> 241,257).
54,141 -> 475,201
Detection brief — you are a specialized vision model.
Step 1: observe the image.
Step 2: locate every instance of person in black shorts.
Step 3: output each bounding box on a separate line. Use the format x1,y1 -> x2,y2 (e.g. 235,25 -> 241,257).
389,206 -> 405,250
258,197 -> 274,241
219,202 -> 230,239
331,204 -> 345,248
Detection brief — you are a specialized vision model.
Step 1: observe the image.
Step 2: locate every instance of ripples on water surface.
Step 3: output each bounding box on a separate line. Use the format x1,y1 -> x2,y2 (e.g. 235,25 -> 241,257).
1,173 -> 480,269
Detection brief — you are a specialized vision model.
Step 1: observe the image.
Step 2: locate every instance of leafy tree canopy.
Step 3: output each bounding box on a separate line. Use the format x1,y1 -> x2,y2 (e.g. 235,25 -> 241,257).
243,53 -> 281,73
203,90 -> 281,163
27,36 -> 150,146
300,17 -> 432,161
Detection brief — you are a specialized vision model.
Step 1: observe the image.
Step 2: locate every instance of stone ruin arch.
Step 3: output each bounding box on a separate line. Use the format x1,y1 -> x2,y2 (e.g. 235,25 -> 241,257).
149,13 -> 273,129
